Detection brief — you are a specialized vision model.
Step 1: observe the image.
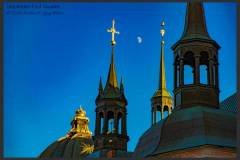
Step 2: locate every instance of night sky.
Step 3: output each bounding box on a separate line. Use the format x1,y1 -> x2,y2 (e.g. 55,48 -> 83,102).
4,2 -> 237,157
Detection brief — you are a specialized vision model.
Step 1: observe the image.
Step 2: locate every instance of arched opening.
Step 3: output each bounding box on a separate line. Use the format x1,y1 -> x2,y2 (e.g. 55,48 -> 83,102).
200,52 -> 209,85
107,111 -> 114,133
184,65 -> 194,84
200,65 -> 208,84
163,105 -> 169,119
99,112 -> 104,134
117,112 -> 122,134
184,52 -> 194,85
156,105 -> 162,121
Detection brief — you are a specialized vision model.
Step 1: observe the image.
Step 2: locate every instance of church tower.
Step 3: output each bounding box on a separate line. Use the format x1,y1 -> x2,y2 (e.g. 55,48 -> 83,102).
151,21 -> 173,125
94,20 -> 129,155
171,2 -> 220,109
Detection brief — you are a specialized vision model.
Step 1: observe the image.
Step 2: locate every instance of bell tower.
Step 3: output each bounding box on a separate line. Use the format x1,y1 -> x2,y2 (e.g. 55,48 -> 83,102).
94,20 -> 129,154
151,21 -> 173,125
171,2 -> 220,109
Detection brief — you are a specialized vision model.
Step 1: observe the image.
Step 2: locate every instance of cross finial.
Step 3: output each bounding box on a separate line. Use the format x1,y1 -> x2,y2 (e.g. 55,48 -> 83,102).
107,19 -> 120,46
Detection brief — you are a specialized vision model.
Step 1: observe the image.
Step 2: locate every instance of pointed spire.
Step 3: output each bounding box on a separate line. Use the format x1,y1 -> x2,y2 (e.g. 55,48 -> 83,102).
181,2 -> 210,40
98,77 -> 103,94
105,47 -> 118,89
120,77 -> 124,93
159,21 -> 167,90
105,20 -> 119,89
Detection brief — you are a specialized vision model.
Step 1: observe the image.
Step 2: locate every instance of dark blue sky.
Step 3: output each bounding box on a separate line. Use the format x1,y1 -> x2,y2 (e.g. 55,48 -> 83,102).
4,2 -> 237,157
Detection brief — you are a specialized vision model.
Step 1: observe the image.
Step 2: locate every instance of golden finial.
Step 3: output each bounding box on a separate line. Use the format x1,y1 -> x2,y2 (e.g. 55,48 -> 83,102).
107,19 -> 120,45
160,20 -> 165,43
58,106 -> 92,141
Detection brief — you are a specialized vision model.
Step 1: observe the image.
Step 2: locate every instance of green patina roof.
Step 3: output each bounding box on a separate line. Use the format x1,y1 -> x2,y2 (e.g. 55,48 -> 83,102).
133,103 -> 236,157
152,106 -> 236,155
220,93 -> 238,113
133,120 -> 166,158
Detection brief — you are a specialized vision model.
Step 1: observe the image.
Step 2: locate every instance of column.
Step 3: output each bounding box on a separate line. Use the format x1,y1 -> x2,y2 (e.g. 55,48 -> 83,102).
168,106 -> 172,115
153,108 -> 156,124
122,112 -> 127,135
215,62 -> 219,88
174,63 -> 177,88
151,109 -> 153,126
161,107 -> 164,120
103,111 -> 108,133
179,58 -> 184,86
95,112 -> 100,135
114,112 -> 118,133
208,58 -> 214,85
194,55 -> 200,84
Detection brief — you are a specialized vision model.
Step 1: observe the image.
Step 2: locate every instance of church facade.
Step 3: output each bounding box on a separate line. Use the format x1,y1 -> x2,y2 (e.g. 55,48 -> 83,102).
39,2 -> 236,159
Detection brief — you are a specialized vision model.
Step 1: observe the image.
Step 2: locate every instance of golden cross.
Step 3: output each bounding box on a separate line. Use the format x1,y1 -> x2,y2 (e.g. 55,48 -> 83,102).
107,19 -> 120,45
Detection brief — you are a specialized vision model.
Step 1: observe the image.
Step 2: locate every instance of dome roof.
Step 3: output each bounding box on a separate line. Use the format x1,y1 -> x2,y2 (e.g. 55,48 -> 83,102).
39,137 -> 94,158
152,88 -> 172,98
133,104 -> 236,158
39,106 -> 94,158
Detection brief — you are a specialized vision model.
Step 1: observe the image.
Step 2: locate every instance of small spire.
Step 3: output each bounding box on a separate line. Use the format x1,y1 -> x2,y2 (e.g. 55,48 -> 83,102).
159,21 -> 167,90
99,77 -> 103,94
105,20 -> 119,89
120,77 -> 124,93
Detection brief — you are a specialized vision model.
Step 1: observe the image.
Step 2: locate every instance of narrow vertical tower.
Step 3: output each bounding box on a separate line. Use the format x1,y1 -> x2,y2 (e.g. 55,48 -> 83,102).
171,2 -> 220,109
151,21 -> 173,125
94,20 -> 129,156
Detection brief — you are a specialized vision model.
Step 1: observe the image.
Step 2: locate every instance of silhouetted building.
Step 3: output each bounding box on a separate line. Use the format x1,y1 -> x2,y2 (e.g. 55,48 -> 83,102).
40,2 -> 237,159
89,20 -> 131,158
133,2 -> 236,158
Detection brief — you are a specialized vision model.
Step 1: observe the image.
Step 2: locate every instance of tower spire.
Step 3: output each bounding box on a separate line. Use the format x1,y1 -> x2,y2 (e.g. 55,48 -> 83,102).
151,21 -> 173,125
105,19 -> 119,89
181,2 -> 210,40
171,2 -> 220,109
159,21 -> 167,90
94,20 -> 129,155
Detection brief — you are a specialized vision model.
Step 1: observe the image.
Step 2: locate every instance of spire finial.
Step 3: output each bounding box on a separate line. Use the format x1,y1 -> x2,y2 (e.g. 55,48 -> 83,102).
159,20 -> 167,90
160,21 -> 165,43
107,19 -> 120,46
105,20 -> 119,89
57,106 -> 92,141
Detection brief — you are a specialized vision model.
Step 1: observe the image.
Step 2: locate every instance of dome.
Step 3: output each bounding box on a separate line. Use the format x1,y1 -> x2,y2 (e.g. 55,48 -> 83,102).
133,104 -> 236,158
39,137 -> 93,158
152,88 -> 172,98
39,106 -> 94,158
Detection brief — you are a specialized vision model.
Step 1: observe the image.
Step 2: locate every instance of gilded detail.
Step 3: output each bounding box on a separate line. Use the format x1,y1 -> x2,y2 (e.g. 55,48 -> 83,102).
58,106 -> 92,141
107,19 -> 120,46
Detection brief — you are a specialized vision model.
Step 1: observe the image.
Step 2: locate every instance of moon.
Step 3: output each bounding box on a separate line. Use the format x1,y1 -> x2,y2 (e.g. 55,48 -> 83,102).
137,36 -> 142,44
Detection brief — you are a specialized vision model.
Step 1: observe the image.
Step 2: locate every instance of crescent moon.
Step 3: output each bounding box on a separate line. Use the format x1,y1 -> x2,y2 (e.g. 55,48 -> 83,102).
137,36 -> 142,44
